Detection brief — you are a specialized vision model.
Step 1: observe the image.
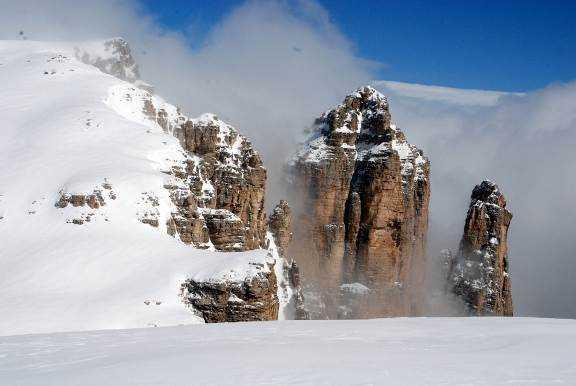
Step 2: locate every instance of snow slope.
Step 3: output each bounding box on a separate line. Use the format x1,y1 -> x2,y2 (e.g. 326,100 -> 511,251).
0,40 -> 282,336
1,317 -> 574,385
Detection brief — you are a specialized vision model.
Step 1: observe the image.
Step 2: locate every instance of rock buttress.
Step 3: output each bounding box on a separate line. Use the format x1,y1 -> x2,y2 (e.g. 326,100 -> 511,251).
153,112 -> 267,252
287,86 -> 430,318
448,180 -> 513,316
181,262 -> 279,323
268,200 -> 308,319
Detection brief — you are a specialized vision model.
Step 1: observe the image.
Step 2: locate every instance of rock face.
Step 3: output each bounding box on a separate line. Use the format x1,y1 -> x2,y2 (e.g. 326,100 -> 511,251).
103,58 -> 277,321
125,83 -> 268,251
165,113 -> 268,251
267,200 -> 308,319
181,262 -> 279,323
448,180 -> 513,316
96,41 -> 268,252
287,86 -> 430,319
268,200 -> 293,257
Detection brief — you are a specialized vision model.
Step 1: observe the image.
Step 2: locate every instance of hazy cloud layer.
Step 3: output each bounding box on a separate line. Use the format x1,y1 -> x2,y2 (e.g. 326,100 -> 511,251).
1,0 -> 575,317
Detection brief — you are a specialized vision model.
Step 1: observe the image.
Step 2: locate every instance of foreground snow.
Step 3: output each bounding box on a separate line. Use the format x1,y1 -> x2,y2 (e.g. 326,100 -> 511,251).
1,317 -> 574,385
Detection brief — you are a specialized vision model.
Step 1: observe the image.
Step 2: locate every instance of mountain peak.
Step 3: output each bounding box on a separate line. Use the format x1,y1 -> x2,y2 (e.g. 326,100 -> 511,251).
471,180 -> 507,208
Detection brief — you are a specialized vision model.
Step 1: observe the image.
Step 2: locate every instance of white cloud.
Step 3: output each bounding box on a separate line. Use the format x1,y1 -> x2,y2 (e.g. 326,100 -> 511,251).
375,80 -> 524,107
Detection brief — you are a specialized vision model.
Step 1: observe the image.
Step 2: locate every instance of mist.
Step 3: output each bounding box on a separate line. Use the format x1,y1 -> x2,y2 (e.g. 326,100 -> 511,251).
1,0 -> 575,317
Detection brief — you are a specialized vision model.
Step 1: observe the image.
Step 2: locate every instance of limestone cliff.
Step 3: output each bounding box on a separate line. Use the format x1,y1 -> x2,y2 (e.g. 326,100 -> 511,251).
111,84 -> 268,252
167,113 -> 268,251
268,200 -> 308,319
181,261 -> 279,323
287,86 -> 430,319
448,180 -> 514,316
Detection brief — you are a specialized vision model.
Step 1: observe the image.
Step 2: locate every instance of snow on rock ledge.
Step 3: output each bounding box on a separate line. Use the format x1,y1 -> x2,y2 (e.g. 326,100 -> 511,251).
180,255 -> 279,323
106,83 -> 268,252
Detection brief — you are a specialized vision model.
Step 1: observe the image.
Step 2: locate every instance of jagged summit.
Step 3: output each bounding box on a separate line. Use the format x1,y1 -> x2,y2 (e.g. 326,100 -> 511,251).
295,85 -> 427,180
318,85 -> 391,138
287,86 -> 430,319
471,179 -> 507,207
449,180 -> 514,316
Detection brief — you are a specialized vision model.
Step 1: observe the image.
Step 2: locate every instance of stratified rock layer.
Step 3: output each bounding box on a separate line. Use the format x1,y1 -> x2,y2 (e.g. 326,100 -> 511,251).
448,180 -> 514,316
168,114 -> 267,251
181,263 -> 279,323
267,200 -> 308,319
127,82 -> 268,251
288,86 -> 430,318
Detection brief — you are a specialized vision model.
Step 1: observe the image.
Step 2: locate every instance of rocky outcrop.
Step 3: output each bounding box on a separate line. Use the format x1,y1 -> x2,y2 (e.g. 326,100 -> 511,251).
268,200 -> 293,257
99,45 -> 268,252
54,181 -> 117,225
162,113 -> 267,251
75,38 -> 140,83
448,180 -> 513,316
181,262 -> 279,323
123,85 -> 268,251
287,86 -> 430,319
102,61 -> 278,321
267,200 -> 308,319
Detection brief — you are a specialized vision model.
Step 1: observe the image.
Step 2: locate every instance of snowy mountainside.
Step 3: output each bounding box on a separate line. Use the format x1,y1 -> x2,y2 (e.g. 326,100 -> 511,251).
0,39 -> 288,335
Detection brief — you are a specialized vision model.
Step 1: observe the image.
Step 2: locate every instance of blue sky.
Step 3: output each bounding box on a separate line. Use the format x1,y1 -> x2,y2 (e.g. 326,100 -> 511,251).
140,0 -> 576,92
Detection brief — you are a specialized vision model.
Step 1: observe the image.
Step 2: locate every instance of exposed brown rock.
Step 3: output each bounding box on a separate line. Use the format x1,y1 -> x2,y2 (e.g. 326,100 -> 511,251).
448,180 -> 514,316
286,259 -> 309,320
55,181 -> 115,211
180,263 -> 279,323
287,86 -> 430,319
55,191 -> 105,209
267,200 -> 308,319
155,113 -> 268,252
268,200 -> 293,257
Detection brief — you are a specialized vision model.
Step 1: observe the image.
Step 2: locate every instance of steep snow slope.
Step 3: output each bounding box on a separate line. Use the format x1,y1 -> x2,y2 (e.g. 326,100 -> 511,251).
1,318 -> 575,385
0,40 -> 282,335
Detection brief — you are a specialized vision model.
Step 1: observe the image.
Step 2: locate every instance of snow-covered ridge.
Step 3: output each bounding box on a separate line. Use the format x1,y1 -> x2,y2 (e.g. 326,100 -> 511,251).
0,39 -> 285,335
293,85 -> 428,186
